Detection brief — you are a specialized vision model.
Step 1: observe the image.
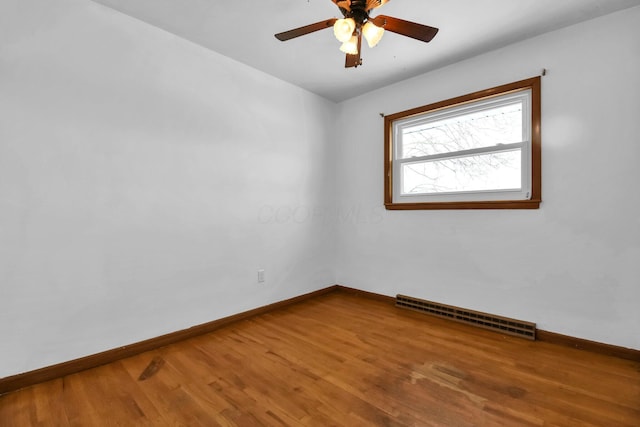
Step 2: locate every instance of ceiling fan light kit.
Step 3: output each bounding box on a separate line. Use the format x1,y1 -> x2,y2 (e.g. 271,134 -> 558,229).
275,0 -> 439,69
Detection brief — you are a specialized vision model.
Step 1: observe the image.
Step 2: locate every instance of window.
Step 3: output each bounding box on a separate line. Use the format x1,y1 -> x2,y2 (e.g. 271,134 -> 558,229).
384,77 -> 541,210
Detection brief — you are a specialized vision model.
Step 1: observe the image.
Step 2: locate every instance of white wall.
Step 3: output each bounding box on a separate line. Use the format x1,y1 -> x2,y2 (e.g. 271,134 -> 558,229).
0,0 -> 337,377
334,6 -> 640,350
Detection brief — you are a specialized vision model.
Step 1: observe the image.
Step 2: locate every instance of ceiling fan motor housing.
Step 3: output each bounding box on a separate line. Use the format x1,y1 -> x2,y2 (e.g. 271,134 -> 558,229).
345,0 -> 370,25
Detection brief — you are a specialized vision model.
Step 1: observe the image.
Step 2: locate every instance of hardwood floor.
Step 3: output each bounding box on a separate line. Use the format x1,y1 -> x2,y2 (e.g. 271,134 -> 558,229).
1,290 -> 639,426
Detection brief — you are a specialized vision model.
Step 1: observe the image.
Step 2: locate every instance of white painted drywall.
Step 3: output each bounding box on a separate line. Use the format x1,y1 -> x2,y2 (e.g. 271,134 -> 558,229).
334,6 -> 640,350
0,0 -> 337,377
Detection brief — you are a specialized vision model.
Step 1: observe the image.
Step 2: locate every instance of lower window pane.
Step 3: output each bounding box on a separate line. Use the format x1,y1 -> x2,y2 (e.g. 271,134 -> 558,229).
401,150 -> 521,195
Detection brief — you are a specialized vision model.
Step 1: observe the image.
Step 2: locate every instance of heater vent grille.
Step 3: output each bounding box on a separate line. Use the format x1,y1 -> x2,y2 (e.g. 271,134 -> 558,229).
396,295 -> 536,340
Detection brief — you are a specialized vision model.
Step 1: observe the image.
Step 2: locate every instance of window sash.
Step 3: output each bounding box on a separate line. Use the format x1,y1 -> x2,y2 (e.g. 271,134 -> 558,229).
396,144 -> 528,197
394,94 -> 528,161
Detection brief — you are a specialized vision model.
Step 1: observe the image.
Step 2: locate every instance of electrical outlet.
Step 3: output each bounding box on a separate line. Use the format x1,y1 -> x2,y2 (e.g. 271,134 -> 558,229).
257,269 -> 265,283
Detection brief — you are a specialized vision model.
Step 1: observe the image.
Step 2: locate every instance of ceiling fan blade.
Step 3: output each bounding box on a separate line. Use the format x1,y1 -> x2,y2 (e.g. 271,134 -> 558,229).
366,0 -> 390,10
275,18 -> 337,41
345,32 -> 363,68
372,15 -> 438,43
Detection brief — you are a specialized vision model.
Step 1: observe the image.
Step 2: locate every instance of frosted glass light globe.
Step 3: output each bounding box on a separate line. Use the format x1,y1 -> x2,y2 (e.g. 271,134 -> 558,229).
363,21 -> 384,48
334,18 -> 356,43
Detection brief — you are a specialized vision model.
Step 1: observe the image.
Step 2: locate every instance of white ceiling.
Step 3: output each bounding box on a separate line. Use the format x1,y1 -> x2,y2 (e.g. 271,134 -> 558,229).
90,0 -> 640,102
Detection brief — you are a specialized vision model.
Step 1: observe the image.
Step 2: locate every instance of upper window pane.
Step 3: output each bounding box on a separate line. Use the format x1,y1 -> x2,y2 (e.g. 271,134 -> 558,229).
400,101 -> 524,159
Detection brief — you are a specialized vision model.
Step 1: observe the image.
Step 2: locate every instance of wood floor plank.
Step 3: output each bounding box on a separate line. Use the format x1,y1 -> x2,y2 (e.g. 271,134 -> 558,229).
1,290 -> 638,426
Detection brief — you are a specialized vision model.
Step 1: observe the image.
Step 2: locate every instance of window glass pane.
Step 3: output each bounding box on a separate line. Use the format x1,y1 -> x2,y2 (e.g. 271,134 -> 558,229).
401,102 -> 523,159
401,150 -> 521,195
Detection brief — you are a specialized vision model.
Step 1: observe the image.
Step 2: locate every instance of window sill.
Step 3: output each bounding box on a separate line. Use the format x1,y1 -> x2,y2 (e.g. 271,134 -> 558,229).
385,199 -> 541,210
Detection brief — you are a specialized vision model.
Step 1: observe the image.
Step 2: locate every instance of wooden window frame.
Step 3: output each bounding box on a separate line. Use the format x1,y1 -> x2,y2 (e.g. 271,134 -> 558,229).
384,77 -> 541,210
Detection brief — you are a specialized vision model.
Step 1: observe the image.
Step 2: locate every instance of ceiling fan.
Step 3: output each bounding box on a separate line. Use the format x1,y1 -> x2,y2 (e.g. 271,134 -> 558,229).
275,0 -> 439,68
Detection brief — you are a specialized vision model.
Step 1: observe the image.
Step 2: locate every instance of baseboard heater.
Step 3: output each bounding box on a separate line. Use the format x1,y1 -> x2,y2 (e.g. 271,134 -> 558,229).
396,294 -> 536,340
